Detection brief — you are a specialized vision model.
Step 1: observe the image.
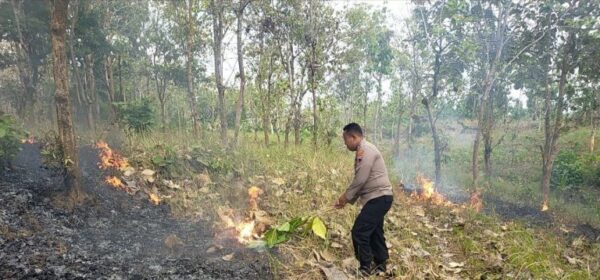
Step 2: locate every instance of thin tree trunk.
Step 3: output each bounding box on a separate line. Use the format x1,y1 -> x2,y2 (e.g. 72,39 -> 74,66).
590,113 -> 596,153
374,74 -> 383,142
186,0 -> 200,137
393,93 -> 403,157
51,0 -> 85,204
211,0 -> 227,145
426,49 -> 443,187
84,54 -> 96,131
541,32 -> 573,210
104,55 -> 116,121
310,48 -> 318,148
233,1 -> 249,145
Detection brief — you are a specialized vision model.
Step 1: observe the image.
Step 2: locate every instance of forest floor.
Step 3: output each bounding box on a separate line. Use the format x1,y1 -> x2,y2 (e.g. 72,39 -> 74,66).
0,143 -> 270,279
2,130 -> 600,279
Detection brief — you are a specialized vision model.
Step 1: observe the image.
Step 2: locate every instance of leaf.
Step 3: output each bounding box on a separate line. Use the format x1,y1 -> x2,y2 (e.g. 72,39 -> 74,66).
288,217 -> 306,232
311,217 -> 327,240
141,169 -> 156,176
277,222 -> 291,232
222,253 -> 234,261
448,261 -> 465,268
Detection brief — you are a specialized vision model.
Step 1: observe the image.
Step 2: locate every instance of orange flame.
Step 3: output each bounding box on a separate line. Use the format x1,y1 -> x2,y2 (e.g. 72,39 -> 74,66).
105,176 -> 125,189
95,140 -> 129,170
21,136 -> 35,144
217,186 -> 265,243
469,190 -> 483,212
248,186 -> 262,210
413,174 -> 446,204
541,200 -> 549,211
149,193 -> 161,205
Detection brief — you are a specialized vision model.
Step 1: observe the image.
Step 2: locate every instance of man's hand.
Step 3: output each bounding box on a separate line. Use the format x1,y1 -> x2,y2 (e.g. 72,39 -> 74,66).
333,193 -> 348,209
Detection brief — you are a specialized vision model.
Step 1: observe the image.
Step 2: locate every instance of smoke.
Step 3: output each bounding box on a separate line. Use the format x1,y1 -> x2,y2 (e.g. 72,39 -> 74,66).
392,120 -> 476,203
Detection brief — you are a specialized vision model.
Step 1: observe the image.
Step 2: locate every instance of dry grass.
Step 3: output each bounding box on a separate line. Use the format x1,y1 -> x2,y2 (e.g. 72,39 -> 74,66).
116,131 -> 600,279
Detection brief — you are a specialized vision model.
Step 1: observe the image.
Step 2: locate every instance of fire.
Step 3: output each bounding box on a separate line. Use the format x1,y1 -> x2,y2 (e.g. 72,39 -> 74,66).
248,186 -> 262,210
95,140 -> 129,170
469,189 -> 483,212
217,186 -> 266,244
105,176 -> 125,189
541,200 -> 549,211
20,136 -> 35,144
149,193 -> 161,205
238,220 -> 255,241
413,174 -> 446,204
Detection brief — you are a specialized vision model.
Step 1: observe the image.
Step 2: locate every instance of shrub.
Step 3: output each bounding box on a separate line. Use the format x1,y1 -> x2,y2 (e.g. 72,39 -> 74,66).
551,150 -> 584,191
115,98 -> 155,134
0,115 -> 25,168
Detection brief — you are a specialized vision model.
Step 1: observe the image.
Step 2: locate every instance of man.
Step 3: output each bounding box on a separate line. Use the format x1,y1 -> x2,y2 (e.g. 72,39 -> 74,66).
334,123 -> 394,276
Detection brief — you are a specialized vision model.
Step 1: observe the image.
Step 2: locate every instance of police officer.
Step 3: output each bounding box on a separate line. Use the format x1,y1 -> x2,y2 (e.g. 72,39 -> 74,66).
334,123 -> 394,276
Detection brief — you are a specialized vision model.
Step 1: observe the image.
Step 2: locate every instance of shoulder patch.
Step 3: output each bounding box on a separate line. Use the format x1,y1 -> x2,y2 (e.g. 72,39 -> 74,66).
356,149 -> 365,160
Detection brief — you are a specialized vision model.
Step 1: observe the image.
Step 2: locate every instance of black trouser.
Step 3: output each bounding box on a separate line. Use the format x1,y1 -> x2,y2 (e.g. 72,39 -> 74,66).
351,195 -> 393,269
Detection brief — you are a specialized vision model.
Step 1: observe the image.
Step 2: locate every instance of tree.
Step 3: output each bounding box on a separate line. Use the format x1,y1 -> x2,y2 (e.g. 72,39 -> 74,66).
210,0 -> 228,145
233,0 -> 251,146
50,0 -> 85,204
409,1 -> 466,187
0,0 -> 50,121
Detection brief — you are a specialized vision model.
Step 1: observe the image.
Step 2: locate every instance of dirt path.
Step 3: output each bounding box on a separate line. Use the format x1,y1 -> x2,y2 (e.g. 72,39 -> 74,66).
0,144 -> 271,279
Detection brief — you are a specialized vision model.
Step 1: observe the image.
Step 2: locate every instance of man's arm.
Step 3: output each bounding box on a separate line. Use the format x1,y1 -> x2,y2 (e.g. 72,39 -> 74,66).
343,148 -> 376,204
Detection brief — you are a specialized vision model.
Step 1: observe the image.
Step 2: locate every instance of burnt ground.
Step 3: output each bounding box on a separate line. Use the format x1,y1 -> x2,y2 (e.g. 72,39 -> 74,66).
0,144 -> 271,279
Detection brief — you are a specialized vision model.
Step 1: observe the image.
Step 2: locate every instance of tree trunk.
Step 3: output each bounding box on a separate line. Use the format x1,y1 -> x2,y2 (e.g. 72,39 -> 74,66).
233,1 -> 249,146
310,48 -> 318,149
104,55 -> 116,121
540,32 -> 573,210
51,0 -> 85,205
374,74 -> 383,142
393,93 -> 403,158
590,113 -> 596,153
186,0 -> 200,138
426,49 -> 442,187
211,0 -> 227,145
68,0 -> 83,108
84,54 -> 96,131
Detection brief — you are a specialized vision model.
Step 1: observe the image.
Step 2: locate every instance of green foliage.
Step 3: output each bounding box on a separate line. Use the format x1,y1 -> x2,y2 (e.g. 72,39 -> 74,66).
552,150 -> 600,191
262,216 -> 327,248
149,144 -> 181,178
552,150 -> 585,191
115,98 -> 155,134
0,115 -> 24,167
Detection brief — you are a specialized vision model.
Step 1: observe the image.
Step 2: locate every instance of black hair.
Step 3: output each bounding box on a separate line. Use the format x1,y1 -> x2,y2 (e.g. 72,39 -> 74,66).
343,122 -> 363,136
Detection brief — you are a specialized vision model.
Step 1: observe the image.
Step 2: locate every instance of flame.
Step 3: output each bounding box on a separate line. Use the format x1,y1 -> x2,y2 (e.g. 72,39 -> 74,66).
217,186 -> 266,244
248,186 -> 262,210
95,140 -> 129,170
21,136 -> 35,144
238,220 -> 255,241
412,174 -> 446,204
105,176 -> 125,189
541,200 -> 549,211
149,193 -> 161,205
469,190 -> 483,212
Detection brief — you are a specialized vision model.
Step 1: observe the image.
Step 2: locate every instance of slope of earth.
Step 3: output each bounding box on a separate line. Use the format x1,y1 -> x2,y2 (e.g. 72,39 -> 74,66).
0,143 -> 270,279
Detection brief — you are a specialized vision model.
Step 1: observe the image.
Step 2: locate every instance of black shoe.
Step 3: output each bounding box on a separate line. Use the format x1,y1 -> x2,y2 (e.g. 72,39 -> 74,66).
358,265 -> 374,277
373,262 -> 386,274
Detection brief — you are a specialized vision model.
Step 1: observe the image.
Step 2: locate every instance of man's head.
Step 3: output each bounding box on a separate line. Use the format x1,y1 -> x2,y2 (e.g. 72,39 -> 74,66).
343,123 -> 363,151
